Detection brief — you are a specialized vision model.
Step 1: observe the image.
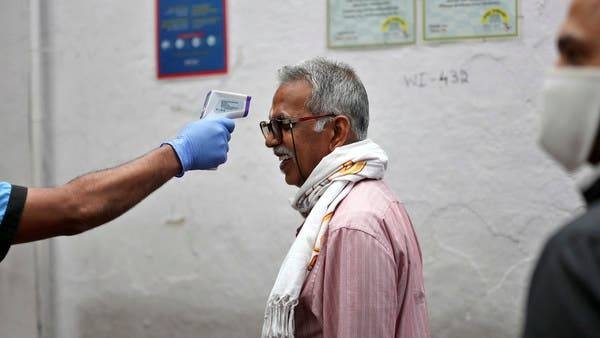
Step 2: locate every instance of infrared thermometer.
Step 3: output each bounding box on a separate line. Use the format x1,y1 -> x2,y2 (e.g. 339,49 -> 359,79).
200,90 -> 251,119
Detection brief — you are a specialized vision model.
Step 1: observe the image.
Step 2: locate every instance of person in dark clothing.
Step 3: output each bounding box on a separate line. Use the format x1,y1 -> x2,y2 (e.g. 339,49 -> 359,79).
523,0 -> 600,337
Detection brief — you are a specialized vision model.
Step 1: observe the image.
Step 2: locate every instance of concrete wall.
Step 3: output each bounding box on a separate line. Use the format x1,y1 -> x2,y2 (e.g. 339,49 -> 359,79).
1,0 -> 583,337
0,1 -> 39,338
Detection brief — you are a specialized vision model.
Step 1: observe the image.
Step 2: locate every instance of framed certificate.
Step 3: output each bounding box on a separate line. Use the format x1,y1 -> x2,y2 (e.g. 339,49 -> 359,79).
328,0 -> 416,48
423,0 -> 519,41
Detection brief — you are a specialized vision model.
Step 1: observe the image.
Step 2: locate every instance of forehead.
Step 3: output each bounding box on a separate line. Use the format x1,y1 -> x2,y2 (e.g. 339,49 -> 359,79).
560,0 -> 600,45
270,80 -> 312,118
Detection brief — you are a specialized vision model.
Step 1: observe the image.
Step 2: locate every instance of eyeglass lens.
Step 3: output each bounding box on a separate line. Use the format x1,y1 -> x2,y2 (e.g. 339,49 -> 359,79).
260,120 -> 283,141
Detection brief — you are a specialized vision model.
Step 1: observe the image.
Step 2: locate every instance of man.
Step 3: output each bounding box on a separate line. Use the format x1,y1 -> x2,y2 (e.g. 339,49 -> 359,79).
524,0 -> 600,337
259,58 -> 430,338
0,116 -> 234,262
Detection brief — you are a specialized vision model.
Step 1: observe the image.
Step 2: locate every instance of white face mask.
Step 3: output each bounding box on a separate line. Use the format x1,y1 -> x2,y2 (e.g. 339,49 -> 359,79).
539,68 -> 600,171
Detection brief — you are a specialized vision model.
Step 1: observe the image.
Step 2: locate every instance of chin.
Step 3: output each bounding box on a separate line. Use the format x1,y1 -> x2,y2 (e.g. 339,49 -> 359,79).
284,175 -> 297,186
283,172 -> 301,187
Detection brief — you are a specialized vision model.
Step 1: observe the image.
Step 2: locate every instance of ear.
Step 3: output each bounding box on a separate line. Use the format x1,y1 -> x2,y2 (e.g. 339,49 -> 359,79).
329,115 -> 353,151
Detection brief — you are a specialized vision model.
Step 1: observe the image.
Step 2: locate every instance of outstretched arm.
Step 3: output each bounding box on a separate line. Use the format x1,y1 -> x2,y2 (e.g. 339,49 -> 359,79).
12,117 -> 235,243
14,145 -> 178,243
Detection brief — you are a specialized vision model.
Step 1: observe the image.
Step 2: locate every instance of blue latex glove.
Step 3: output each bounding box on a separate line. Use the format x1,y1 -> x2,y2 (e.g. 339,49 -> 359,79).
163,117 -> 235,176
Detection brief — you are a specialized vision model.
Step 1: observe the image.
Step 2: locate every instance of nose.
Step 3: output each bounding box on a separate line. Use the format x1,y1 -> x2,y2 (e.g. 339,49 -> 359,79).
264,131 -> 280,148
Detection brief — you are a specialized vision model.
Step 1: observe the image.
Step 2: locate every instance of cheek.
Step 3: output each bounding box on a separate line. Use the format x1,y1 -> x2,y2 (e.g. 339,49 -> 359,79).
298,136 -> 331,173
591,52 -> 600,66
280,133 -> 295,153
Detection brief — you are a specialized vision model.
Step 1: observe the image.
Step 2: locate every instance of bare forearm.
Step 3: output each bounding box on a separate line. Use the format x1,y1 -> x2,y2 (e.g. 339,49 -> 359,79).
14,146 -> 181,243
64,145 -> 179,227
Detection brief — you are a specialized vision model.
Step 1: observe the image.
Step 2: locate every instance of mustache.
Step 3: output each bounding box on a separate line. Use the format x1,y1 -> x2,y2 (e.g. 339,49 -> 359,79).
273,145 -> 295,157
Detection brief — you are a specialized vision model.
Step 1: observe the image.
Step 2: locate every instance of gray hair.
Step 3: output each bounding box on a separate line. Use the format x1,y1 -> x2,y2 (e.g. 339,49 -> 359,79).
277,57 -> 369,140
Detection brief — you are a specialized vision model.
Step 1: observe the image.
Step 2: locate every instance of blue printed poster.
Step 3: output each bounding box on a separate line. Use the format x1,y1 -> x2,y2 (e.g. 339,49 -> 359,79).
157,0 -> 227,78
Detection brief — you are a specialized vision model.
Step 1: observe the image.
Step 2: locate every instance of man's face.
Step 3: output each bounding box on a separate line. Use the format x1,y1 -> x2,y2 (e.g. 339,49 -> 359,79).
557,0 -> 600,67
265,80 -> 333,187
557,0 -> 600,163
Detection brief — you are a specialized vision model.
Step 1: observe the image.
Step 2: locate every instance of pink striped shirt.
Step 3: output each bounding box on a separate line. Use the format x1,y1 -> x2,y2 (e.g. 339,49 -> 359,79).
295,180 -> 430,338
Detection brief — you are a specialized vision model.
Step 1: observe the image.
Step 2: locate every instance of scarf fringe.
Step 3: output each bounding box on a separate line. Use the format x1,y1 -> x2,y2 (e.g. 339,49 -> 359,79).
262,295 -> 299,338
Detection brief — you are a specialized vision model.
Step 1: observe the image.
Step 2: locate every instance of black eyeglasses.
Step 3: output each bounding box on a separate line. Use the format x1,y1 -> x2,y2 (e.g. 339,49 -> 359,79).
259,113 -> 336,142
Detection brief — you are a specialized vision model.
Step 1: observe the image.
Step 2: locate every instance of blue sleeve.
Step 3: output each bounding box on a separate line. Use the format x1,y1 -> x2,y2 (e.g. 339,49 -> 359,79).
0,182 -> 28,263
0,182 -> 12,223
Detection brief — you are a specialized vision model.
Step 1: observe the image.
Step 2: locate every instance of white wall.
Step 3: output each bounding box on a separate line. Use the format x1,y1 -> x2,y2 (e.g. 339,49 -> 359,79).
1,1 -> 583,337
0,1 -> 39,338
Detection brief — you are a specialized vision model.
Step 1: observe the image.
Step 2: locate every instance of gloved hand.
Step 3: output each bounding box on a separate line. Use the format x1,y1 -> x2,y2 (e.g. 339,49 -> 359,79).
163,117 -> 235,176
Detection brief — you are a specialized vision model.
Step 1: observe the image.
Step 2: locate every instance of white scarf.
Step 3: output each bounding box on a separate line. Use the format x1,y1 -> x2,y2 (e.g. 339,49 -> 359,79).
261,139 -> 388,338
